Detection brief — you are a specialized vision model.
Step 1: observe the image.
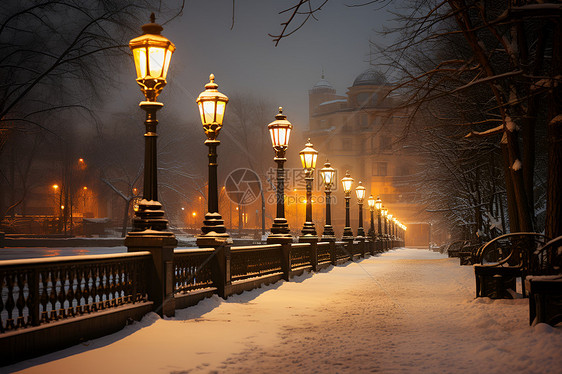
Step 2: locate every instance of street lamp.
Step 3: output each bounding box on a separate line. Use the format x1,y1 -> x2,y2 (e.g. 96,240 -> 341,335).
341,171 -> 354,241
367,195 -> 375,240
267,107 -> 293,244
127,13 -> 175,234
375,196 -> 382,238
387,213 -> 394,239
355,181 -> 366,239
196,74 -> 230,247
299,139 -> 318,241
320,161 -> 336,241
382,207 -> 388,238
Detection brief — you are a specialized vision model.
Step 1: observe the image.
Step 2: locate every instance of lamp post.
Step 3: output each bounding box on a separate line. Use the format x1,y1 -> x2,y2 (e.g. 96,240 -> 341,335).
341,171 -> 354,241
388,213 -> 394,241
320,161 -> 336,241
196,74 -> 230,247
372,195 -> 380,237
267,107 -> 293,244
126,13 -> 175,235
125,14 -> 177,317
299,139 -> 318,241
367,195 -> 375,240
355,181 -> 366,239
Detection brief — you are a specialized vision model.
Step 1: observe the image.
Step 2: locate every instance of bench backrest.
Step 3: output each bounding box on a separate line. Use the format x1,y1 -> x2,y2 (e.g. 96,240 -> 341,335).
475,232 -> 549,268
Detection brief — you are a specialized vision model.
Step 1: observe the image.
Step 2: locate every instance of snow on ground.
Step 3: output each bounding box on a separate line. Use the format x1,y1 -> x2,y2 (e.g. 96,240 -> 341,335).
3,248 -> 561,374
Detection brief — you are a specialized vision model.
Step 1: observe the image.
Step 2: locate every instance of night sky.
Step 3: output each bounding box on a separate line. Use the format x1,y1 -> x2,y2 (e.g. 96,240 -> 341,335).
110,0 -> 400,128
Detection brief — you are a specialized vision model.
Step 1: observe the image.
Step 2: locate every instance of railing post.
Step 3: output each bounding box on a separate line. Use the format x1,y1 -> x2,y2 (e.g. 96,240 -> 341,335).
210,244 -> 231,299
30,268 -> 40,326
346,241 -> 354,262
329,241 -> 337,265
125,235 -> 178,317
281,243 -> 291,281
310,241 -> 318,272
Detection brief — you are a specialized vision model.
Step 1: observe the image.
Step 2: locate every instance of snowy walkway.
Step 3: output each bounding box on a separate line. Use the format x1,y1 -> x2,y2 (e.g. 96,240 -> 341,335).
4,248 -> 561,374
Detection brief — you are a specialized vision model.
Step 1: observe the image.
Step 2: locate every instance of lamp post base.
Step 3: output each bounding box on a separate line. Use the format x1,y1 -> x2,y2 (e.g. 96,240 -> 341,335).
321,224 -> 336,242
299,234 -> 318,243
342,227 -> 354,242
197,212 -> 231,248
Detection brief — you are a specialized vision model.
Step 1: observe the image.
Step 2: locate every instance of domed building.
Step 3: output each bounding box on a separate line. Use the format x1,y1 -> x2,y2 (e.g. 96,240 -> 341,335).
306,68 -> 428,246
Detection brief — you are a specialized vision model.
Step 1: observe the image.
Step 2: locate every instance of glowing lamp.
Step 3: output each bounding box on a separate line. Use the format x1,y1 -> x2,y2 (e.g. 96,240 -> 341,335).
341,171 -> 354,197
355,181 -> 366,203
197,74 -> 229,141
299,139 -> 318,171
320,161 -> 336,189
368,195 -> 375,209
268,107 -> 292,152
375,196 -> 382,211
129,13 -> 175,101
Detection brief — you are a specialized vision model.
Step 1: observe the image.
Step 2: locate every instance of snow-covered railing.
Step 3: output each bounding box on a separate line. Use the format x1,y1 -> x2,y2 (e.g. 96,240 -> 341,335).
0,252 -> 152,333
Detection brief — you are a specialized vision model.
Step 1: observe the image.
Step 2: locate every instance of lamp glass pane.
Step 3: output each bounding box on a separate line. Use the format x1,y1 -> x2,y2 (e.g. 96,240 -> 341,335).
304,153 -> 313,169
269,128 -> 277,147
202,100 -> 216,124
311,153 -> 318,169
162,49 -> 172,79
299,153 -> 306,169
215,100 -> 226,124
148,46 -> 165,78
197,103 -> 205,125
375,201 -> 382,210
342,179 -> 352,193
133,47 -> 147,79
356,188 -> 366,200
285,127 -> 291,147
368,197 -> 375,208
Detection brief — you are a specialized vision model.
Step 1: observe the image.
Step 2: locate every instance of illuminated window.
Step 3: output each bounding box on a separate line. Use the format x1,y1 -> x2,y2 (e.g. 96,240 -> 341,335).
372,162 -> 387,176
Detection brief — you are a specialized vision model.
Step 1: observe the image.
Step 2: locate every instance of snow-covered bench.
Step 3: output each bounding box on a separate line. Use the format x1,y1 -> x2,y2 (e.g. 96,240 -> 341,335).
474,232 -> 549,299
526,236 -> 562,325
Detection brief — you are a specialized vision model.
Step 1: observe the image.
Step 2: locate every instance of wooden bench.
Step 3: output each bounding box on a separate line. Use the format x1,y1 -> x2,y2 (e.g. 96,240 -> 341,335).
459,242 -> 483,266
474,232 -> 549,299
446,240 -> 469,258
527,275 -> 562,326
525,236 -> 562,325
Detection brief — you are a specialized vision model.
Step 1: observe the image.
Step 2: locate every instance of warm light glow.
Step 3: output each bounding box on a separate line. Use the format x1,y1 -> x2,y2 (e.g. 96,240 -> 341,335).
129,14 -> 176,101
268,107 -> 292,150
320,161 -> 335,188
181,207 -> 185,211
52,184 -> 59,190
375,196 -> 382,210
78,158 -> 84,163
382,208 -> 387,217
299,139 -> 318,171
61,205 -> 65,210
192,212 -> 197,217
341,171 -> 354,195
367,195 -> 375,208
355,181 -> 366,202
388,213 -> 393,220
197,74 -> 229,140
83,186 -> 87,190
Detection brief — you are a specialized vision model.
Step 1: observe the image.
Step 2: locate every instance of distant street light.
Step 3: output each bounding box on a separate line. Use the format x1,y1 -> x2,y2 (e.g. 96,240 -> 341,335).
341,171 -> 354,241
382,207 -> 388,238
127,13 -> 175,234
299,139 -> 318,241
355,181 -> 366,239
196,74 -> 230,247
367,195 -> 375,240
267,107 -> 293,244
320,161 -> 336,241
375,196 -> 382,238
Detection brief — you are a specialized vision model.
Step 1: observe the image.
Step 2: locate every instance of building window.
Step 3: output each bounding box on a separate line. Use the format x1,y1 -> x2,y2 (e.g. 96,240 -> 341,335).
342,138 -> 352,150
372,162 -> 387,176
380,136 -> 392,151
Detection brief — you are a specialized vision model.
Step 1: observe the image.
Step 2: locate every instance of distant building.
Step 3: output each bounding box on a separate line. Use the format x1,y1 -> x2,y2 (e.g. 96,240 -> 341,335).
306,68 -> 427,244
